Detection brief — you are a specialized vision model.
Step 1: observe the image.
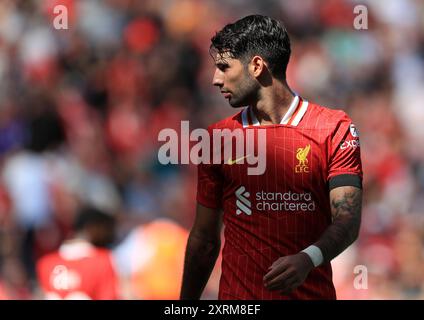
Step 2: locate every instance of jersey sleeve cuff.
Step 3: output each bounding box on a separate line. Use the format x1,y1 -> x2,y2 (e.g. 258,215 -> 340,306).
329,174 -> 362,190
196,196 -> 221,210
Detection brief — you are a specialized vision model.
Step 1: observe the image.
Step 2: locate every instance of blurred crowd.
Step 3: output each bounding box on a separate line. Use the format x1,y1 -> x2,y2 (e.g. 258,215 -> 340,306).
0,0 -> 423,299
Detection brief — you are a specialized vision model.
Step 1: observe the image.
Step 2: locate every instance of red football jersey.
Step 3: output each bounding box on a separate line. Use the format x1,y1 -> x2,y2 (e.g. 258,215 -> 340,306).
36,240 -> 119,300
197,96 -> 362,300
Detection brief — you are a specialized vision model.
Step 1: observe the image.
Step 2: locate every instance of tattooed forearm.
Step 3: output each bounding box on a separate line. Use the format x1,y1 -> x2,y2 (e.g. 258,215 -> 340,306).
314,186 -> 362,264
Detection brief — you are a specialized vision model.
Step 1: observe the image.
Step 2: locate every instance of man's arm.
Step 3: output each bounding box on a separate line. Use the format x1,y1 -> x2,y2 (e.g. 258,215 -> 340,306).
264,185 -> 362,293
180,203 -> 223,300
314,185 -> 362,263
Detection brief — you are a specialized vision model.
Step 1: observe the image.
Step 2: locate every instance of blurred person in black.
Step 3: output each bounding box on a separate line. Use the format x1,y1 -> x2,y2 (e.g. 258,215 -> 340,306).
1,100 -> 67,285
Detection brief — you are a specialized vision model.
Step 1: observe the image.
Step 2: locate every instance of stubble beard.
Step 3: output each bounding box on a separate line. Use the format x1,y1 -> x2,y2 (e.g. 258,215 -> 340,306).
228,74 -> 260,108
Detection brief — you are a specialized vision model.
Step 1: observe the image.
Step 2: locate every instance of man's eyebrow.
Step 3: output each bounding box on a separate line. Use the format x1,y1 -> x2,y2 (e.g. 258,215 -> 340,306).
215,61 -> 229,68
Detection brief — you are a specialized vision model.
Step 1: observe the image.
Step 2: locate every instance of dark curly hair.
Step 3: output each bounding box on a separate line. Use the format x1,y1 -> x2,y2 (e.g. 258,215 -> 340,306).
210,15 -> 291,80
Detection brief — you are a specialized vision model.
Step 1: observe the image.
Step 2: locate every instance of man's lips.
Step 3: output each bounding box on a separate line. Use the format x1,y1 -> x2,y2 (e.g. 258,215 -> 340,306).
221,92 -> 231,99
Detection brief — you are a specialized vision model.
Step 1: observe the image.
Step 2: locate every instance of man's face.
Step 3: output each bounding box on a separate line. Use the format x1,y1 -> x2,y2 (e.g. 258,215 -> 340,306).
212,52 -> 259,108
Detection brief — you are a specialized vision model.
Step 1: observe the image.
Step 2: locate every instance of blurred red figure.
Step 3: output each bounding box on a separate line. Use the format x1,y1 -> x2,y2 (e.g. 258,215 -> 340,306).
36,206 -> 119,300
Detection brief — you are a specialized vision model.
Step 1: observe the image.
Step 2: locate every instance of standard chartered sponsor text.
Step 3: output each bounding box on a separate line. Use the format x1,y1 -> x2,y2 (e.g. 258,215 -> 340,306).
255,191 -> 316,212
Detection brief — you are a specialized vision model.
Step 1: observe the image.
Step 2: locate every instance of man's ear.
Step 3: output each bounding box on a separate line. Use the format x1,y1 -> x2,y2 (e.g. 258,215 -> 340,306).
249,56 -> 266,78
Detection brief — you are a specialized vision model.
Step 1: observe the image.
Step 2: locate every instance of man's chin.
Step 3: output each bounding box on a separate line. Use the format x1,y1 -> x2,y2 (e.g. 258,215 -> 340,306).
228,99 -> 244,108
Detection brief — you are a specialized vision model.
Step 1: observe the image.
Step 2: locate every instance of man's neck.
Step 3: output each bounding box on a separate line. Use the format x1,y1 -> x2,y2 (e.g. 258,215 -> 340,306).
251,80 -> 295,125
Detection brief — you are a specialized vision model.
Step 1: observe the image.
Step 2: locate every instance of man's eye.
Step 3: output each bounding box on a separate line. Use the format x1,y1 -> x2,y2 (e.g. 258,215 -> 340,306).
217,64 -> 229,71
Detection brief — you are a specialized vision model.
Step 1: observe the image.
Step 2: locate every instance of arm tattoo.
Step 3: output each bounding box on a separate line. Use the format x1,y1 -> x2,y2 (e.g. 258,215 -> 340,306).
315,187 -> 362,264
331,189 -> 362,221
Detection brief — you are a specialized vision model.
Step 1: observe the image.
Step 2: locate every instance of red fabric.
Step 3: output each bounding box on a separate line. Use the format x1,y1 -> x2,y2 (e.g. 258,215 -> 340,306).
0,186 -> 12,225
197,100 -> 362,300
0,282 -> 10,300
124,19 -> 159,54
43,0 -> 76,23
105,104 -> 145,154
36,243 -> 119,300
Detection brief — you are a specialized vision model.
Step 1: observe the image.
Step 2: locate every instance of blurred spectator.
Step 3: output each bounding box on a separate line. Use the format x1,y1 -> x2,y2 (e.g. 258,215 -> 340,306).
113,218 -> 187,299
113,218 -> 221,299
2,104 -> 67,283
36,206 -> 119,300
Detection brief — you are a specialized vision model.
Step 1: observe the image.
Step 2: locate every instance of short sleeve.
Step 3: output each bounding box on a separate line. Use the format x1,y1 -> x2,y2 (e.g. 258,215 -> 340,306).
328,114 -> 363,190
196,127 -> 223,209
95,252 -> 120,300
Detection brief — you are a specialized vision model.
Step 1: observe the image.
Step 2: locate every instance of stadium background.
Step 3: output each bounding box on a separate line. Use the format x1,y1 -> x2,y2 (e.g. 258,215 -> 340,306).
0,0 -> 423,299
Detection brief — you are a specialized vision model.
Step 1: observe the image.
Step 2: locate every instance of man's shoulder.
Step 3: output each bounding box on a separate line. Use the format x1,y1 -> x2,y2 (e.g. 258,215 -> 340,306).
207,110 -> 244,131
305,102 -> 352,129
36,251 -> 62,270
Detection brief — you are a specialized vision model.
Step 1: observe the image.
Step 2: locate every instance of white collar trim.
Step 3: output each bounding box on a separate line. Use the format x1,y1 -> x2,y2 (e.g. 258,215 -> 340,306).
242,95 -> 308,128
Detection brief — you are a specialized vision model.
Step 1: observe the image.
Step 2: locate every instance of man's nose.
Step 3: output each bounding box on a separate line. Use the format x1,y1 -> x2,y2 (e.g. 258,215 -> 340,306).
212,68 -> 223,87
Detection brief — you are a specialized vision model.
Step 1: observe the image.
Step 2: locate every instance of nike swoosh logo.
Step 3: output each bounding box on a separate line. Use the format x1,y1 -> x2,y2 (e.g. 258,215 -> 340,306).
227,155 -> 250,165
